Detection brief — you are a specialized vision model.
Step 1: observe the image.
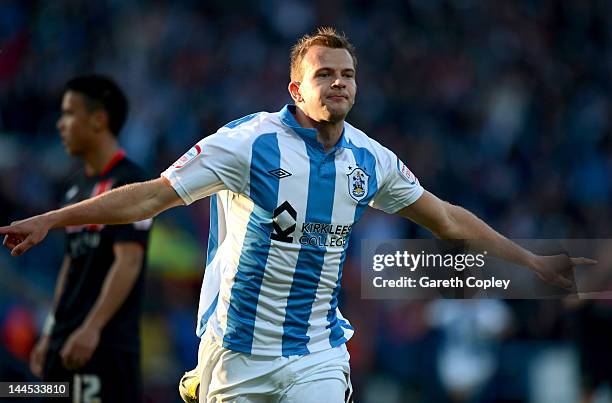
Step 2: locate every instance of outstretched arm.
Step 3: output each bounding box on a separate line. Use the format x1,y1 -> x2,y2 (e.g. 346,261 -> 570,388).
1,177 -> 182,256
399,191 -> 536,266
399,191 -> 595,289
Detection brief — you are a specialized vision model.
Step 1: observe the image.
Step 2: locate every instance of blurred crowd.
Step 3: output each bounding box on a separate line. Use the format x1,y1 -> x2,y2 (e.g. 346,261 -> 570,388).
1,0 -> 611,402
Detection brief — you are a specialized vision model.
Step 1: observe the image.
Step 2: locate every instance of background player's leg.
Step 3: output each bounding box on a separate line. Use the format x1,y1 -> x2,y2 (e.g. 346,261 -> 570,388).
42,347 -> 72,403
72,346 -> 141,403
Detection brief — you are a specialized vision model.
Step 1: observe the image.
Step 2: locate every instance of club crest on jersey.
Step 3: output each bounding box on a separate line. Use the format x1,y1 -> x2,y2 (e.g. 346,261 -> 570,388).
347,167 -> 369,202
397,157 -> 416,184
173,144 -> 202,169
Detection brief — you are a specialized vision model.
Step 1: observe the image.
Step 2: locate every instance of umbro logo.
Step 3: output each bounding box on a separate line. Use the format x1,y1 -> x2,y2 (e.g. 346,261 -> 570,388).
268,168 -> 292,179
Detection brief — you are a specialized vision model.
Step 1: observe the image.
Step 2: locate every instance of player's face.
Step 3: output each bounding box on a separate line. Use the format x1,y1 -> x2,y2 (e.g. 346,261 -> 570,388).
294,46 -> 356,123
56,91 -> 98,156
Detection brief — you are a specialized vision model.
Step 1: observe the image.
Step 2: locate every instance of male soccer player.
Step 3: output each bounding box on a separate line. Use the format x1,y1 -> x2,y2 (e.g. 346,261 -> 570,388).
26,75 -> 152,402
1,29 -> 591,402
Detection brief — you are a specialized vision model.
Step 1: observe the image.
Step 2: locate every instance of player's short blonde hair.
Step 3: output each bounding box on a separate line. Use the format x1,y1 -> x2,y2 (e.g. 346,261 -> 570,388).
290,27 -> 357,82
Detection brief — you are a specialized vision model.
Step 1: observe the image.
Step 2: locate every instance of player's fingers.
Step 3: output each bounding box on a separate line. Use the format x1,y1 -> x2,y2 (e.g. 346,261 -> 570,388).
2,235 -> 16,248
69,350 -> 87,370
563,277 -> 577,293
60,343 -> 85,370
63,359 -> 76,371
11,245 -> 27,257
0,226 -> 25,238
60,351 -> 76,370
29,351 -> 42,377
553,275 -> 573,290
4,234 -> 21,250
10,235 -> 36,256
83,348 -> 94,362
571,257 -> 597,266
31,360 -> 43,378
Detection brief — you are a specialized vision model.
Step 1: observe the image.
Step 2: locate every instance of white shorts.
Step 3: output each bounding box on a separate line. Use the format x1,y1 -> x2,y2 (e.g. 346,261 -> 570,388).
195,331 -> 352,403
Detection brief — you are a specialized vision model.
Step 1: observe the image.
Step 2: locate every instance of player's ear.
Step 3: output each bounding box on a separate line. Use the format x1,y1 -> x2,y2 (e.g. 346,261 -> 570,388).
91,109 -> 108,132
288,81 -> 303,103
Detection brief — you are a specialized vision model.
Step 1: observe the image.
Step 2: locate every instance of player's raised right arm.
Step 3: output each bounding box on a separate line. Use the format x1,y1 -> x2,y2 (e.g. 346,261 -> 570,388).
1,177 -> 183,257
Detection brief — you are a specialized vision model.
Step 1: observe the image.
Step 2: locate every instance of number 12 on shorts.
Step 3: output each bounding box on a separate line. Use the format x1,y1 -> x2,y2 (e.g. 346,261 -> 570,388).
73,374 -> 101,403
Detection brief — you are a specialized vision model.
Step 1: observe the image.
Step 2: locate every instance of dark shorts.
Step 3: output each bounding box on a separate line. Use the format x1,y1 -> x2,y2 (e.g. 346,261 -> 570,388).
43,344 -> 141,403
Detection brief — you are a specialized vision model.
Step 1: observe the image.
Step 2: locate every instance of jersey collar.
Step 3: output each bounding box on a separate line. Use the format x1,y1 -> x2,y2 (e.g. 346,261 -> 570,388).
279,104 -> 350,151
98,149 -> 126,177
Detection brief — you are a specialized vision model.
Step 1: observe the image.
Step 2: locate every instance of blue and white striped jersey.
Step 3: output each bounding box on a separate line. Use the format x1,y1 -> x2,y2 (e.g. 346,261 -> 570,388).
161,105 -> 423,356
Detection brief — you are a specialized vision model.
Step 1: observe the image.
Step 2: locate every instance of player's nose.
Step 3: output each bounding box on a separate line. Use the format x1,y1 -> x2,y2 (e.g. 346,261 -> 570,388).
331,78 -> 346,88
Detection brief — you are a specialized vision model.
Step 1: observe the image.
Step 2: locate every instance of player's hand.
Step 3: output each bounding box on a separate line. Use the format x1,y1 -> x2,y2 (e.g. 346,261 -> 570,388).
30,334 -> 51,378
60,325 -> 101,371
530,254 -> 597,291
0,215 -> 51,256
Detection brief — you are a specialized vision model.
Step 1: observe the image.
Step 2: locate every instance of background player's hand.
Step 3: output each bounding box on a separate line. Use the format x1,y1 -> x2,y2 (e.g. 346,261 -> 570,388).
60,324 -> 100,370
530,254 -> 596,291
0,215 -> 51,256
30,334 -> 50,378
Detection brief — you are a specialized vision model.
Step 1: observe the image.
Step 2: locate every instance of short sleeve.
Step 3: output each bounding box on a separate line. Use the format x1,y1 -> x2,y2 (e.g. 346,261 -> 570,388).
369,149 -> 424,214
112,218 -> 153,245
161,131 -> 249,205
112,166 -> 153,244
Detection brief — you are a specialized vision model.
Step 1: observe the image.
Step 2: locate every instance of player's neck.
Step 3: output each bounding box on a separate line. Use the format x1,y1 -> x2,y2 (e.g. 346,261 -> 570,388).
294,108 -> 343,152
83,135 -> 120,176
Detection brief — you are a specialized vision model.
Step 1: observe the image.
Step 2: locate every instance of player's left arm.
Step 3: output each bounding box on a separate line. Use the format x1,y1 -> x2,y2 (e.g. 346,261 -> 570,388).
59,241 -> 144,370
398,191 -> 595,289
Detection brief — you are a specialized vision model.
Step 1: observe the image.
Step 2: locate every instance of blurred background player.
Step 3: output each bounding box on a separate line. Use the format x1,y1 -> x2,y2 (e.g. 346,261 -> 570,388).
28,75 -> 152,402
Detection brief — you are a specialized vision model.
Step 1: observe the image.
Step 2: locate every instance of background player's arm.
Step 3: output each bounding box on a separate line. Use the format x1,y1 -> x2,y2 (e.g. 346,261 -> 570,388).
398,191 -> 594,289
30,254 -> 71,377
60,242 -> 144,370
1,177 -> 181,256
51,254 -> 72,311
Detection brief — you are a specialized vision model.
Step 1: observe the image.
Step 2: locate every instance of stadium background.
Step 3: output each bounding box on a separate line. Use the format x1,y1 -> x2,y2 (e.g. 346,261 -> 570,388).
1,0 -> 611,402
